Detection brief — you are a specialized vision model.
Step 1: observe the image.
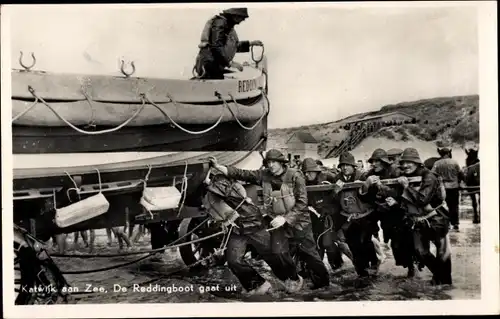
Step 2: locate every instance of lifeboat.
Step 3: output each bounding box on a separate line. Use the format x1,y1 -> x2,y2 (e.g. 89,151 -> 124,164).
11,49 -> 269,154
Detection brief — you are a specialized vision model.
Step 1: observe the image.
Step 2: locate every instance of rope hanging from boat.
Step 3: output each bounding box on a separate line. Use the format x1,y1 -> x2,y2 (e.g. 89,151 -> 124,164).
23,86 -> 148,135
12,86 -> 269,135
177,161 -> 189,216
11,97 -> 39,122
64,171 -> 82,202
81,89 -> 97,128
217,90 -> 269,130
141,93 -> 226,135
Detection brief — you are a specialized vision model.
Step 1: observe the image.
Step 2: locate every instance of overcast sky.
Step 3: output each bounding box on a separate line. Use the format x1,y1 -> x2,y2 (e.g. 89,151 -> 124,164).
8,3 -> 478,129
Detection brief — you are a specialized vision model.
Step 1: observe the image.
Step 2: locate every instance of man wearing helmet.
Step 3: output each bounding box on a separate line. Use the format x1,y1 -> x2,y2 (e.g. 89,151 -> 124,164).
394,148 -> 453,285
360,149 -> 417,277
194,8 -> 263,79
301,158 -> 344,270
330,152 -> 376,280
210,149 -> 330,291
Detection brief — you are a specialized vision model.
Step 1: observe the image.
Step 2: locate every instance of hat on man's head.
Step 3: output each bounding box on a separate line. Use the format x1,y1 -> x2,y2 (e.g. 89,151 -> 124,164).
387,148 -> 403,157
400,148 -> 422,165
222,8 -> 249,18
337,152 -> 356,168
368,148 -> 391,165
302,158 -> 322,173
264,149 -> 288,164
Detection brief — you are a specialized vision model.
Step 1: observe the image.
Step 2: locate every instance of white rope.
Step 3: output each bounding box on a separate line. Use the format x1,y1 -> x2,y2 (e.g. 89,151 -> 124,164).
64,171 -> 81,202
17,85 -> 266,136
25,86 -> 147,135
11,98 -> 39,122
218,91 -> 268,130
142,93 -> 226,135
94,168 -> 103,193
177,161 -> 189,216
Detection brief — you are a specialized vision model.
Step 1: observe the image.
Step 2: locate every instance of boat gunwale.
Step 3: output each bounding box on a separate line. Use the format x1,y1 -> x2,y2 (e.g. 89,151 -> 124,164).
11,67 -> 267,104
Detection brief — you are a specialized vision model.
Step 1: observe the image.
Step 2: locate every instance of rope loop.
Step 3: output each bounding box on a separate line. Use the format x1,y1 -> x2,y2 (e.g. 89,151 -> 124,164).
177,161 -> 189,216
64,171 -> 81,202
12,97 -> 39,122
81,88 -> 96,128
141,93 -> 225,135
26,86 -> 147,135
140,164 -> 153,191
215,90 -> 268,131
94,168 -> 103,193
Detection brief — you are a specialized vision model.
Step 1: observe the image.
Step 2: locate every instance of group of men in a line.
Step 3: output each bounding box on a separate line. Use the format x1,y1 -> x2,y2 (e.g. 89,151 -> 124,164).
208,145 -> 464,295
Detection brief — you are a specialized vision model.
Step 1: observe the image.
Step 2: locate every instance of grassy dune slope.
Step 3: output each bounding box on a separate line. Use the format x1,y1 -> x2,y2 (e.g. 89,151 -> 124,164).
268,95 -> 479,158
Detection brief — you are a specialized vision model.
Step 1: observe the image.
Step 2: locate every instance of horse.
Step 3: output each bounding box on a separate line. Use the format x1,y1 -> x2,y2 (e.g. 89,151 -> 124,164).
464,148 -> 480,224
423,156 -> 441,170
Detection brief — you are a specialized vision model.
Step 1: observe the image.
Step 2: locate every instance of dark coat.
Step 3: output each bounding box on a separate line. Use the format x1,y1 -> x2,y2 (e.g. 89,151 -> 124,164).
195,14 -> 250,78
360,166 -> 402,213
360,166 -> 403,241
305,171 -> 338,217
398,166 -> 449,236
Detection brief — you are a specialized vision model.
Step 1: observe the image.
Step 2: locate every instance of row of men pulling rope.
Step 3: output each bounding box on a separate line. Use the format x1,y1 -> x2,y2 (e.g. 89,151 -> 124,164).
200,145 -> 477,295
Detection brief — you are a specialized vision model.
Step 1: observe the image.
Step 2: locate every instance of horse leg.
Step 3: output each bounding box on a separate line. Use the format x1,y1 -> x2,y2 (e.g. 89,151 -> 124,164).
470,194 -> 479,224
72,232 -> 80,249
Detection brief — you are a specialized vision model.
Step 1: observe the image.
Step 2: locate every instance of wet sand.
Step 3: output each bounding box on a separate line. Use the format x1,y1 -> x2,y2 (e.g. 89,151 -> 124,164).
49,213 -> 480,304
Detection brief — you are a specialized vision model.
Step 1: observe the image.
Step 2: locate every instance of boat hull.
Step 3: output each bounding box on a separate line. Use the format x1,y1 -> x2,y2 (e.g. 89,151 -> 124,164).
13,117 -> 268,153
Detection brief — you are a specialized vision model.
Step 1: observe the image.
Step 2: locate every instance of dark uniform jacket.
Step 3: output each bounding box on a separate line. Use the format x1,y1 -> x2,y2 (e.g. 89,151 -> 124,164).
329,169 -> 376,234
305,171 -> 338,217
398,166 -> 448,235
226,166 -> 311,231
205,174 -> 264,234
360,166 -> 403,241
360,167 -> 401,213
331,170 -> 371,215
400,167 -> 444,216
196,14 -> 250,76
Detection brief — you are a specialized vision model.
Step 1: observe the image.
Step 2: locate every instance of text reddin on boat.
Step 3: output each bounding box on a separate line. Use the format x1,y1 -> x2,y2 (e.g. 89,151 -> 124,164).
238,79 -> 258,93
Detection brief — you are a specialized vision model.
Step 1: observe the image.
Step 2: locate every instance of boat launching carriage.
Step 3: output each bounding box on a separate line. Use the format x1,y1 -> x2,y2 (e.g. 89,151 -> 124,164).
12,47 -> 269,154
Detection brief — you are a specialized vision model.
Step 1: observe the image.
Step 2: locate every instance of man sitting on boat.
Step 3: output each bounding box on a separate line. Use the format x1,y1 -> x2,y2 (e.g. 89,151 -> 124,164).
194,7 -> 263,79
